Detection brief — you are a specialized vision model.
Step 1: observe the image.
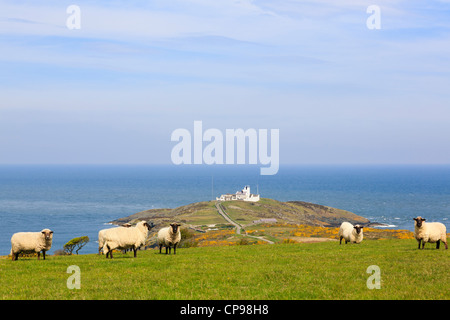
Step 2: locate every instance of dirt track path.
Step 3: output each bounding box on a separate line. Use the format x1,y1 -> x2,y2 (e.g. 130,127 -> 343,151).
215,202 -> 274,244
215,202 -> 242,234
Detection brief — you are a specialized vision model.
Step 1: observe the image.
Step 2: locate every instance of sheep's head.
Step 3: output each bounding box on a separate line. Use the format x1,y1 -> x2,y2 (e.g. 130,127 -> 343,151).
170,223 -> 181,233
353,225 -> 363,234
41,229 -> 53,241
413,216 -> 426,227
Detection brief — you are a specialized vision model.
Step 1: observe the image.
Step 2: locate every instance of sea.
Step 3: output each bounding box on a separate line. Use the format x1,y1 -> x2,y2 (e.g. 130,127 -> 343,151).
0,164 -> 449,255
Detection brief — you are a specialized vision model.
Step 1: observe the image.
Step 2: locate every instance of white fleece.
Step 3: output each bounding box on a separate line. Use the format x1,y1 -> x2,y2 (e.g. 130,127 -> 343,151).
414,221 -> 447,244
157,226 -> 181,248
100,221 -> 150,254
11,229 -> 53,255
338,222 -> 363,244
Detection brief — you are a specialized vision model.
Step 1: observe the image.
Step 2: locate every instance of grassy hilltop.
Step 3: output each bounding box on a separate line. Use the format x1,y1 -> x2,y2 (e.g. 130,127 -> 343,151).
0,239 -> 448,300
111,198 -> 370,227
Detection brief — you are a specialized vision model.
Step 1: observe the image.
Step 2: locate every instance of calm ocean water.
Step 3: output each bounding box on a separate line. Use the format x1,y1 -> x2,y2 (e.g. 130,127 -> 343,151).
0,165 -> 449,255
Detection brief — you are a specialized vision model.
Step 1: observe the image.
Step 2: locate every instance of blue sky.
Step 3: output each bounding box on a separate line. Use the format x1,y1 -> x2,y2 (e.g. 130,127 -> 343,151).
1,0 -> 450,165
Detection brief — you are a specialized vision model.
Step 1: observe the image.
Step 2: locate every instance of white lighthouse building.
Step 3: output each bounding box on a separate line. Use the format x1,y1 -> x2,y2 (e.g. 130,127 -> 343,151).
216,185 -> 260,202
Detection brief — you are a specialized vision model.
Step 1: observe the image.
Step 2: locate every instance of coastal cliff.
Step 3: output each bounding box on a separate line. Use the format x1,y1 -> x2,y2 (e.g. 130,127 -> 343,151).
110,198 -> 370,228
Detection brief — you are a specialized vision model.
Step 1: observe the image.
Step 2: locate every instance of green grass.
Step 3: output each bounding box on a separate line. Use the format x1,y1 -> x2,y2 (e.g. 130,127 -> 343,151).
0,239 -> 448,300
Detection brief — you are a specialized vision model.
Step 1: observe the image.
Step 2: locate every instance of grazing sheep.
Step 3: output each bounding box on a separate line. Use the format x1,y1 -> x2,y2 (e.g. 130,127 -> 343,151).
338,222 -> 364,244
413,216 -> 448,250
99,221 -> 154,258
157,223 -> 182,255
10,229 -> 53,261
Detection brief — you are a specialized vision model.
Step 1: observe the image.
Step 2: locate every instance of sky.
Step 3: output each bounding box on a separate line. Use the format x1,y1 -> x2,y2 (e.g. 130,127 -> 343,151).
1,0 -> 450,166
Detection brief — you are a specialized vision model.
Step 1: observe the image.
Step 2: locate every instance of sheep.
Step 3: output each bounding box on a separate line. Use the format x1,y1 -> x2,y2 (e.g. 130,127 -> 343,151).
99,221 -> 154,258
413,216 -> 448,250
98,222 -> 153,255
338,222 -> 363,244
10,229 -> 53,261
157,223 -> 182,255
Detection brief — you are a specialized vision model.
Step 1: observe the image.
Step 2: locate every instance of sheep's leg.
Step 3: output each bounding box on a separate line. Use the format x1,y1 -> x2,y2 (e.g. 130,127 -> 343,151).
42,250 -> 46,260
421,241 -> 425,249
165,246 -> 168,255
173,244 -> 177,255
159,244 -> 162,254
339,236 -> 343,245
444,241 -> 448,250
417,240 -> 421,249
436,240 -> 440,249
106,244 -> 113,259
37,252 -> 40,260
133,247 -> 137,258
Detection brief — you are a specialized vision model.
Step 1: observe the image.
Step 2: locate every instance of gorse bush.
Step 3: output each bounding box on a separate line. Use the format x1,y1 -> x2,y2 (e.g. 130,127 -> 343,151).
179,227 -> 199,248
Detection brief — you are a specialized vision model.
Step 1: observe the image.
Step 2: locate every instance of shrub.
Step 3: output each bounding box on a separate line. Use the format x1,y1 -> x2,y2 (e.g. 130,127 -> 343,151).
236,238 -> 250,245
53,249 -> 68,256
179,227 -> 199,248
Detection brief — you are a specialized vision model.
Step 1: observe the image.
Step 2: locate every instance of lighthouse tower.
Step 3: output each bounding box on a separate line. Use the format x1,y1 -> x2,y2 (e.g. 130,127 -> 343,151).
242,185 -> 250,197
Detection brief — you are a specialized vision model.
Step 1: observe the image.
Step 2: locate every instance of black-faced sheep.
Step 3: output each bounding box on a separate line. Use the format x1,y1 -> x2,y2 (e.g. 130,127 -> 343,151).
413,216 -> 448,249
157,223 -> 182,254
338,222 -> 363,244
98,221 -> 154,258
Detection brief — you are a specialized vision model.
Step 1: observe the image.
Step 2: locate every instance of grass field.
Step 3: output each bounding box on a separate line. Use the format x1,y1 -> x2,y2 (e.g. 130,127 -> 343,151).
0,239 -> 448,300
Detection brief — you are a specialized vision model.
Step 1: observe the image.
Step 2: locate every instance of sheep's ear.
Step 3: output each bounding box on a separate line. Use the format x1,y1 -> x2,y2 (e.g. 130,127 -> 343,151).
413,218 -> 417,221
422,218 -> 426,221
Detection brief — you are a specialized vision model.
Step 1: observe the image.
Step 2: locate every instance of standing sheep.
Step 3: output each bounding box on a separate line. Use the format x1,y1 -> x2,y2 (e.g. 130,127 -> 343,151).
10,229 -> 53,261
157,223 -> 182,255
338,222 -> 363,244
99,221 -> 154,258
413,216 -> 448,250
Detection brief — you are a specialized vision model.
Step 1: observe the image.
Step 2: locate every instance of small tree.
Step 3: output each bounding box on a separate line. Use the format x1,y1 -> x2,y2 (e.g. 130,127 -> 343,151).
64,236 -> 90,255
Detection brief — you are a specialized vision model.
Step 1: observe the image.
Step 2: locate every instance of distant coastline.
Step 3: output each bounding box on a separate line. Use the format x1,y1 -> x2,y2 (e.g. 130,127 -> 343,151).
1,165 -> 449,255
